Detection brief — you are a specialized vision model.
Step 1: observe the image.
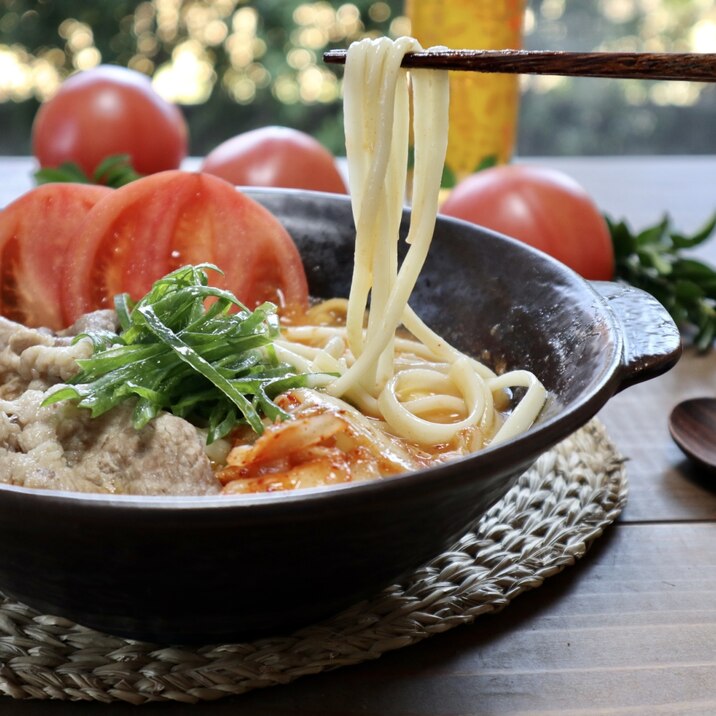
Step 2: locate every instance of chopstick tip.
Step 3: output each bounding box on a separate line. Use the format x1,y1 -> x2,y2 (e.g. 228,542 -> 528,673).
323,49 -> 347,65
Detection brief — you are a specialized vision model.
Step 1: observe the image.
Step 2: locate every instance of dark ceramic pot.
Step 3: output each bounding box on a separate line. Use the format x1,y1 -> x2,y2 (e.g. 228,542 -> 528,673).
0,189 -> 680,644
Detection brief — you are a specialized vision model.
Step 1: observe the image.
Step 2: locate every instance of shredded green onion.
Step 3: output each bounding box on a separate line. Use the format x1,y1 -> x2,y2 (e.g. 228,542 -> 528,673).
43,264 -> 320,443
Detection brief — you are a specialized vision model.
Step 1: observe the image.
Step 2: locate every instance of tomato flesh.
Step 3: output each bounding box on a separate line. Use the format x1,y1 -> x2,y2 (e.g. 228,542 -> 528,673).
61,171 -> 309,325
0,183 -> 112,329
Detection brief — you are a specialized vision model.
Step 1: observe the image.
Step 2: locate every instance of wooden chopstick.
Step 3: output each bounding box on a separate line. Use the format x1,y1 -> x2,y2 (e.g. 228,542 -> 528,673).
323,49 -> 716,82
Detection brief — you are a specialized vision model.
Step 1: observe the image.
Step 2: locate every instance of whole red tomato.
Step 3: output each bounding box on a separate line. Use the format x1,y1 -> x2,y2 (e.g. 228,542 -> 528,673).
440,165 -> 614,281
32,65 -> 188,177
201,126 -> 347,194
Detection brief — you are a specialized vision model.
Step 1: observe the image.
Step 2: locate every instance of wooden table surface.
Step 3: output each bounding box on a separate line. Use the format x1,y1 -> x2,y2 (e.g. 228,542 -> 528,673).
1,156 -> 715,715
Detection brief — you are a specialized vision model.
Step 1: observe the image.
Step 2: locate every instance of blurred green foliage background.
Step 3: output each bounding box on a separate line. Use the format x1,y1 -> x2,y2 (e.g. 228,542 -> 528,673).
0,0 -> 714,157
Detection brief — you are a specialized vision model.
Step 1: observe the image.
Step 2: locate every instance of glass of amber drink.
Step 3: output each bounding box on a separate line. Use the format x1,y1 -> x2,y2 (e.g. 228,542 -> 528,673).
406,0 -> 525,188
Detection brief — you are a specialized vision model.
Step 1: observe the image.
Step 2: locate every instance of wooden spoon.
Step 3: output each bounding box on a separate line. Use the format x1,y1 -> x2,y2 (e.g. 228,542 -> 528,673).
668,398 -> 716,472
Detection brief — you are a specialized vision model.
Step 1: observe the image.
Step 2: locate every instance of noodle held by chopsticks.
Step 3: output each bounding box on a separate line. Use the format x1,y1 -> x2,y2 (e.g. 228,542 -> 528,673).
279,37 -> 547,449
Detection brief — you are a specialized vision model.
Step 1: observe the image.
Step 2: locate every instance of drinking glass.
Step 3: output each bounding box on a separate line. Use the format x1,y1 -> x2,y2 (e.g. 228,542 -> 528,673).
406,0 -> 525,187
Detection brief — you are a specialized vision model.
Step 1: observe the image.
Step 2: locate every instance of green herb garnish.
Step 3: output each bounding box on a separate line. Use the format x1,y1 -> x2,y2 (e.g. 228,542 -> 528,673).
609,211 -> 716,351
34,154 -> 142,188
43,264 -> 318,442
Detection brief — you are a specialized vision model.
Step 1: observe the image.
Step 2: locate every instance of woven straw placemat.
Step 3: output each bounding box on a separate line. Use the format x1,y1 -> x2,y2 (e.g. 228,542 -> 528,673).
0,419 -> 626,704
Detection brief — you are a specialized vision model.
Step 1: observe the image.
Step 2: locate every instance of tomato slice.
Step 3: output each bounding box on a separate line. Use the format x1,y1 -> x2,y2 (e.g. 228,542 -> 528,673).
61,171 -> 309,325
0,183 -> 112,330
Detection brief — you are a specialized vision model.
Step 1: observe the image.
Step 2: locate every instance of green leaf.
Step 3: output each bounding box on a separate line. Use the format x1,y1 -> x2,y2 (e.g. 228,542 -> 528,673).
607,217 -> 637,259
440,163 -> 456,189
609,210 -> 716,351
207,405 -> 238,444
636,246 -> 672,275
92,154 -> 143,188
674,279 -> 705,302
671,211 -> 716,249
136,302 -> 266,434
474,155 -> 498,172
42,264 -> 326,440
41,385 -> 84,406
114,293 -> 134,331
671,258 -> 716,280
34,155 -> 143,188
34,162 -> 91,185
636,215 -> 670,247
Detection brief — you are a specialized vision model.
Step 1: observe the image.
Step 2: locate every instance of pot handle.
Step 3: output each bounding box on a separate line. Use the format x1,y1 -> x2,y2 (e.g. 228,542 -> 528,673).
591,281 -> 682,392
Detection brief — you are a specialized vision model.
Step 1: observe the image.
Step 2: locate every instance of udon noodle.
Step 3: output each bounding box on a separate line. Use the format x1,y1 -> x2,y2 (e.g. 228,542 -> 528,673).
217,37 -> 546,494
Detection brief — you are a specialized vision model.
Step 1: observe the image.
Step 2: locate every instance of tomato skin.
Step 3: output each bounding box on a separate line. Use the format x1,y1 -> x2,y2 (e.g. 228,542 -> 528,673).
201,126 -> 347,194
32,65 -> 188,177
439,165 -> 614,281
61,171 -> 309,325
0,183 -> 112,329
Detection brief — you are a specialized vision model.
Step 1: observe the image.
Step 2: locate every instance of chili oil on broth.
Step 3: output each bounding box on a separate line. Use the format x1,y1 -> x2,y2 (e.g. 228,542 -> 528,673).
215,298 -> 523,496
215,37 -> 546,494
